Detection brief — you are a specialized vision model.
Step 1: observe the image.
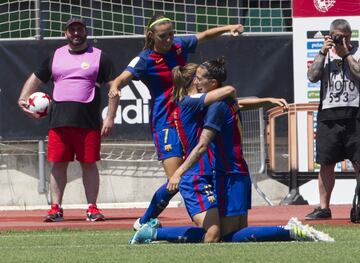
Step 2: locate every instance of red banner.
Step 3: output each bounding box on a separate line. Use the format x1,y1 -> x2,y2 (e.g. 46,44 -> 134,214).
293,0 -> 360,17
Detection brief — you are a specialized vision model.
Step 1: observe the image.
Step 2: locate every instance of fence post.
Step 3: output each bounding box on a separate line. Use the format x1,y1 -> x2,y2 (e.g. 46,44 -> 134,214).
38,139 -> 47,193
34,0 -> 42,40
280,170 -> 308,205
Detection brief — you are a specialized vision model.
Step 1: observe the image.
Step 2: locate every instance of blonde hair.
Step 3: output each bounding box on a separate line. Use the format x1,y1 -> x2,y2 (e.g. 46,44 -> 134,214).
172,63 -> 199,101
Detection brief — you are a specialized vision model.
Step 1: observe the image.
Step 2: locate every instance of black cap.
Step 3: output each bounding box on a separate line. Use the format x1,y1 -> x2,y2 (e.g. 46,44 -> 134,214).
65,18 -> 86,29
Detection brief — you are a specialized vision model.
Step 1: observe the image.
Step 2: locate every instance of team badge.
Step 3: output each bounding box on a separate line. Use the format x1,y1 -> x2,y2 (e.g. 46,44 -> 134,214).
313,0 -> 336,13
164,144 -> 172,151
204,184 -> 215,203
81,62 -> 90,69
176,48 -> 182,55
207,196 -> 216,203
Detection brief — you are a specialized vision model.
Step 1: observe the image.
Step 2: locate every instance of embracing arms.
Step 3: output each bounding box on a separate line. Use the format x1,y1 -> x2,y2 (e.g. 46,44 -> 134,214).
167,128 -> 216,191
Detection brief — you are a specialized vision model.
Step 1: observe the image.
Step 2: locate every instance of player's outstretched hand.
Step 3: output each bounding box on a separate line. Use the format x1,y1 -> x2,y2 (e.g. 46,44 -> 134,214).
108,85 -> 120,99
270,98 -> 289,112
17,99 -> 40,119
229,24 -> 244,36
101,117 -> 114,137
167,172 -> 181,192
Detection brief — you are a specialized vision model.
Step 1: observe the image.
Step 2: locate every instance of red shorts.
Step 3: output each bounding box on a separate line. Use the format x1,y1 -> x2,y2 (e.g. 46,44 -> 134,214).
47,127 -> 101,163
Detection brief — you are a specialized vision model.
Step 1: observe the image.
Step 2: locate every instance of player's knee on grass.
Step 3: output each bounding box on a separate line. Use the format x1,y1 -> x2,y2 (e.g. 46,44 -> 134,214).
203,225 -> 221,243
193,208 -> 221,242
221,214 -> 248,237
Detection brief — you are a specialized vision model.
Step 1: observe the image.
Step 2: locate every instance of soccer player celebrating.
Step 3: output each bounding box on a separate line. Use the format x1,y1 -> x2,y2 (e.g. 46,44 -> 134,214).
129,59 -> 333,244
108,14 -> 244,230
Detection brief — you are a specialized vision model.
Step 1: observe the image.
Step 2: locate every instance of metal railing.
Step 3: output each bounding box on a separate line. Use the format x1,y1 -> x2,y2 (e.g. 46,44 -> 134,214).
266,103 -> 356,205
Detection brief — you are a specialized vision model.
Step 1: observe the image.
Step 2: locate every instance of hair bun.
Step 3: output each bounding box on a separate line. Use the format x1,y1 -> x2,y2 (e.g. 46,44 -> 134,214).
216,57 -> 225,66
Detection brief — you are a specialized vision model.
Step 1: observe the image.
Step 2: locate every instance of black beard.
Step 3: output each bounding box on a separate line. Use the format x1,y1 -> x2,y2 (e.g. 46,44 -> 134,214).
67,35 -> 87,46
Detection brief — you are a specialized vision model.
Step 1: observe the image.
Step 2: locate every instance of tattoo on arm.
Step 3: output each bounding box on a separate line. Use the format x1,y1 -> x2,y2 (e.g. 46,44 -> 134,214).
307,54 -> 325,82
177,128 -> 216,176
106,96 -> 120,119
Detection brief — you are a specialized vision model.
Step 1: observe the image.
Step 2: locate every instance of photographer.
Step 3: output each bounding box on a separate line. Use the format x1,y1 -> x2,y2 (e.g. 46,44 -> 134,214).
306,19 -> 360,220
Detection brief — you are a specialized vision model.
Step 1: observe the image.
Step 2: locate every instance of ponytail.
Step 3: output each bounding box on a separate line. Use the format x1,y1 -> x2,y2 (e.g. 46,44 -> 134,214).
171,63 -> 199,101
199,57 -> 227,86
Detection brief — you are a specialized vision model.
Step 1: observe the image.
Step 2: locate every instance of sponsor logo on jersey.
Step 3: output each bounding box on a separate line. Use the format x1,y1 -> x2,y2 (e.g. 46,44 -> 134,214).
102,80 -> 151,124
155,58 -> 164,64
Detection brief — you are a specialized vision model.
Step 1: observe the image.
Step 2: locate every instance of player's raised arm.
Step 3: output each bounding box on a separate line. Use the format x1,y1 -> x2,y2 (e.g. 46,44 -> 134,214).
238,97 -> 288,111
196,24 -> 244,43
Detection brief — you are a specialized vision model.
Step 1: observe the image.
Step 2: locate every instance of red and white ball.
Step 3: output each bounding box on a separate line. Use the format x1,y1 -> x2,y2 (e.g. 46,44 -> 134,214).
27,92 -> 52,117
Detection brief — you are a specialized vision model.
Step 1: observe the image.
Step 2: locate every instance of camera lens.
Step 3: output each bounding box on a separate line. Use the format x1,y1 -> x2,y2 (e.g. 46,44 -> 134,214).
332,35 -> 344,45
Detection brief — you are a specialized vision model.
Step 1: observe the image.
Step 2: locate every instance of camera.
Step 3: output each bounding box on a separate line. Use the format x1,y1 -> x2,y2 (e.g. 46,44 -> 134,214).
331,35 -> 344,45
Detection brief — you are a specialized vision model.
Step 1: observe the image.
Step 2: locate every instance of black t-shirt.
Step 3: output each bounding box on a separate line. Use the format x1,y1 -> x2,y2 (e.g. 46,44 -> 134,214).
34,46 -> 116,129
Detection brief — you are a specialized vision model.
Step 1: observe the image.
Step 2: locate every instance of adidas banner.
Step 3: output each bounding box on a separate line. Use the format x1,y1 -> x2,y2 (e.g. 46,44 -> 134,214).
0,36 -> 293,140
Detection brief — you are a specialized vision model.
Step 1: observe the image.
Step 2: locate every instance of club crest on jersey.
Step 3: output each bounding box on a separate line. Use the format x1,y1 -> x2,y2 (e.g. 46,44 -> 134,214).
207,196 -> 216,203
176,48 -> 182,55
81,62 -> 90,69
313,0 -> 336,13
164,144 -> 172,152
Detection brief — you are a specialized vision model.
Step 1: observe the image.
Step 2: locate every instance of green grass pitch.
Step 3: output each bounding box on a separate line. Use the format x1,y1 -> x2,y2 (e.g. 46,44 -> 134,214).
1,225 -> 360,263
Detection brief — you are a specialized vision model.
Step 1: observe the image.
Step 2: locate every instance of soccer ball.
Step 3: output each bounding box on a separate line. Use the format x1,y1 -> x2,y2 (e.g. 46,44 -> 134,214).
27,92 -> 52,117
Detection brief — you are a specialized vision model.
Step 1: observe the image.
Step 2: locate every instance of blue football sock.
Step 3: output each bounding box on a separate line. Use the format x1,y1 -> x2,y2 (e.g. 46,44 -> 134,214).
222,226 -> 292,242
139,182 -> 178,224
156,226 -> 206,243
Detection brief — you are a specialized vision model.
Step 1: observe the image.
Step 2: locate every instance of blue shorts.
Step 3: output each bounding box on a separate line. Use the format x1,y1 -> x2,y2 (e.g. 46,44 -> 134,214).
152,127 -> 184,161
214,173 -> 252,217
179,173 -> 218,218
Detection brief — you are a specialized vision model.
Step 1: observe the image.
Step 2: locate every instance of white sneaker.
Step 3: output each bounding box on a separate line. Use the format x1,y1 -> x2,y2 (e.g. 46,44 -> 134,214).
285,217 -> 334,242
129,218 -> 161,245
306,224 -> 334,242
133,218 -> 142,231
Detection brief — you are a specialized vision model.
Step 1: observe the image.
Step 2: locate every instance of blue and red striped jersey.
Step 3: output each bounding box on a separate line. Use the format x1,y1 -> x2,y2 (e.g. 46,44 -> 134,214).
203,99 -> 250,176
175,94 -> 214,175
126,36 -> 198,132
